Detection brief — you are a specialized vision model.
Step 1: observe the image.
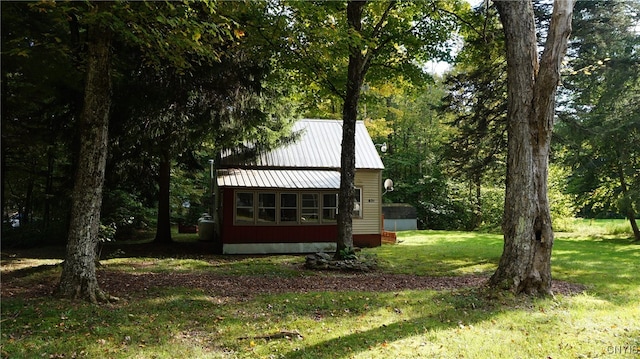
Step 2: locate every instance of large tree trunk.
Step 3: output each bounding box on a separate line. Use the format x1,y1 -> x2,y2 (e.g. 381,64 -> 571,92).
617,164 -> 640,242
154,147 -> 173,243
57,14 -> 114,303
1,72 -> 7,223
489,0 -> 575,296
336,0 -> 367,258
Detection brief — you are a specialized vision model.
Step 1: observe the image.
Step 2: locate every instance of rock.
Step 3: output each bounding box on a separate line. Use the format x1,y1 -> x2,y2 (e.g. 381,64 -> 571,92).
303,252 -> 377,272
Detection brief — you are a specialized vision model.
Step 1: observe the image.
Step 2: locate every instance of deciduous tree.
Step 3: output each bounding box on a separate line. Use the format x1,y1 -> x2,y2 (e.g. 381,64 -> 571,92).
52,1 -> 234,302
488,0 -> 575,295
57,2 -> 114,303
263,0 -> 461,257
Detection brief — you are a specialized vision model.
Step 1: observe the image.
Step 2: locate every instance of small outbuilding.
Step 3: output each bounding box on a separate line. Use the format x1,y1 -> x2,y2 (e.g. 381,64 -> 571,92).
215,119 -> 385,254
382,204 -> 418,231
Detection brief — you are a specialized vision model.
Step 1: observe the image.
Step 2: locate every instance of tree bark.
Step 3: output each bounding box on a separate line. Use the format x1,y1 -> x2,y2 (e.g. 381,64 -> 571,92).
57,11 -> 114,303
154,147 -> 173,243
336,0 -> 367,258
489,0 -> 575,296
1,71 -> 7,223
617,164 -> 640,242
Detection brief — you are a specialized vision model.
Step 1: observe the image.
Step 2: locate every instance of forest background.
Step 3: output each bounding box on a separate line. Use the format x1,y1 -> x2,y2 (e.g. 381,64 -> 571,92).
2,0 -> 639,247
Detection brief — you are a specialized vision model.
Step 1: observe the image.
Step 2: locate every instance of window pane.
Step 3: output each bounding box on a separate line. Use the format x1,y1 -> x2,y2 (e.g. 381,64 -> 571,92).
301,209 -> 319,223
280,193 -> 298,223
258,209 -> 276,223
259,193 -> 276,208
236,192 -> 254,223
281,208 -> 298,222
301,194 -> 319,223
302,193 -> 319,207
323,193 -> 338,223
322,209 -> 337,222
236,207 -> 254,223
281,193 -> 297,208
353,188 -> 362,218
257,193 -> 276,223
237,192 -> 253,207
323,193 -> 337,207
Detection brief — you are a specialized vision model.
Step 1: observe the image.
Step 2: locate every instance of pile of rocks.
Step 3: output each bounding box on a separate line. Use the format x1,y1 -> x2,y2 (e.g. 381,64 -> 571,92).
304,252 -> 377,272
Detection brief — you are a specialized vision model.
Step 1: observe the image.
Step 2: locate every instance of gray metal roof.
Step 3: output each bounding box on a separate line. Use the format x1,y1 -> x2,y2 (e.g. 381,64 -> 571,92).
217,169 -> 341,189
220,119 -> 385,170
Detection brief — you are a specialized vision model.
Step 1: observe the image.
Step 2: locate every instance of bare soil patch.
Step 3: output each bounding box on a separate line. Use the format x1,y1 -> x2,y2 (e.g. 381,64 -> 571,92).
1,241 -> 587,300
1,265 -> 586,301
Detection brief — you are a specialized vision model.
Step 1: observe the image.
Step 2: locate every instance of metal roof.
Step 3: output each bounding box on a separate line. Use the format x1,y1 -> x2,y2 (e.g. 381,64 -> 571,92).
220,119 -> 385,170
217,169 -> 341,189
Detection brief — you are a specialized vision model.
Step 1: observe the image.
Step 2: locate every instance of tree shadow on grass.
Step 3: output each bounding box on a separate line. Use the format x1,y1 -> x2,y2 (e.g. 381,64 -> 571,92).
1,262 -> 61,281
280,290 -> 499,359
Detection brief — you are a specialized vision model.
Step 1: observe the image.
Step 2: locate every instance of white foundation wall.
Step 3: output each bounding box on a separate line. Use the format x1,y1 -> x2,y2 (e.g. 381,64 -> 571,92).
223,242 -> 337,255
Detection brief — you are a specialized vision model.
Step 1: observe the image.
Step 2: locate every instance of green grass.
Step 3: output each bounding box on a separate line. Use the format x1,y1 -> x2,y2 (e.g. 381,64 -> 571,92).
556,218 -> 636,238
2,229 -> 639,359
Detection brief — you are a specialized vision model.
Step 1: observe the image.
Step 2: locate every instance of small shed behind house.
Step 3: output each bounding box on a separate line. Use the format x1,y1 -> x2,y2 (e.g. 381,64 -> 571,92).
382,204 -> 417,231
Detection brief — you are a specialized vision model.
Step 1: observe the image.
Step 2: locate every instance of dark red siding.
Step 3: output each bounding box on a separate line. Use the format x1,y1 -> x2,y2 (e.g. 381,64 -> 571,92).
353,234 -> 382,248
221,188 -> 337,244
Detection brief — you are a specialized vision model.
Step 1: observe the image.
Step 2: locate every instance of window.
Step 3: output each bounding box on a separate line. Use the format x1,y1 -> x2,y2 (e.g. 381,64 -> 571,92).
301,193 -> 319,223
353,188 -> 362,218
322,193 -> 338,223
258,193 -> 276,223
280,193 -> 298,223
236,192 -> 254,223
234,190 -> 339,225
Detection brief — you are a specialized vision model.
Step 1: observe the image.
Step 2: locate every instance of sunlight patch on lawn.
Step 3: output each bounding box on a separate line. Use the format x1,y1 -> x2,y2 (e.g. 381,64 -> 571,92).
0,258 -> 62,273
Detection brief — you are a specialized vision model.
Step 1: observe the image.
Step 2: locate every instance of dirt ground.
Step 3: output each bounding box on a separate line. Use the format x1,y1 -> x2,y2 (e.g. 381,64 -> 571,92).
1,241 -> 586,300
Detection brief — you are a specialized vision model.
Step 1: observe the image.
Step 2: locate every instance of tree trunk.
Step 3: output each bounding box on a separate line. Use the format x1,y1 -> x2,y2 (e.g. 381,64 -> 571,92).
617,164 -> 640,242
629,215 -> 640,243
1,72 -> 7,223
336,0 -> 367,258
470,172 -> 482,230
57,13 -> 114,303
154,147 -> 173,243
43,150 -> 54,229
489,0 -> 575,296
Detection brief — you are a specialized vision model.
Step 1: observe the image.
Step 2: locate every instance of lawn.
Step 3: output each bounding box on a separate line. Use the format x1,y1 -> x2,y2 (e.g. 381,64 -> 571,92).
1,226 -> 638,359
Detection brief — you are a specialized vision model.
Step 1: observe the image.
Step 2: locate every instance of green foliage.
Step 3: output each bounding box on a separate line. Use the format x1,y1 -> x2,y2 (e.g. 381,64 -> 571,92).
98,223 -> 117,243
556,1 -> 640,224
106,1 -> 235,71
476,186 -> 505,232
1,1 -> 80,241
548,163 -> 578,227
0,221 -> 68,248
264,1 -> 464,118
1,0 -> 302,255
440,3 -> 508,231
364,81 -> 464,230
101,190 -> 153,239
337,247 -> 357,260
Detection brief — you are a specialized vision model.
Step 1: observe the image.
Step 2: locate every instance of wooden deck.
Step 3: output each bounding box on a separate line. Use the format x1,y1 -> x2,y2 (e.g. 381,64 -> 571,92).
381,230 -> 397,244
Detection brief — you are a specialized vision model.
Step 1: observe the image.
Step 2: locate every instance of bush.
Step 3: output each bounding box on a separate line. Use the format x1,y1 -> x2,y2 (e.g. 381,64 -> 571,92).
478,186 -> 505,232
101,190 -> 152,240
1,220 -> 68,248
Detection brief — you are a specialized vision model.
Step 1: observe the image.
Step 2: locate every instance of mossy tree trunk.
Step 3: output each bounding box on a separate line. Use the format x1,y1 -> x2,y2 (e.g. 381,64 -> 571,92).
57,12 -> 114,304
336,0 -> 368,258
489,0 -> 575,296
